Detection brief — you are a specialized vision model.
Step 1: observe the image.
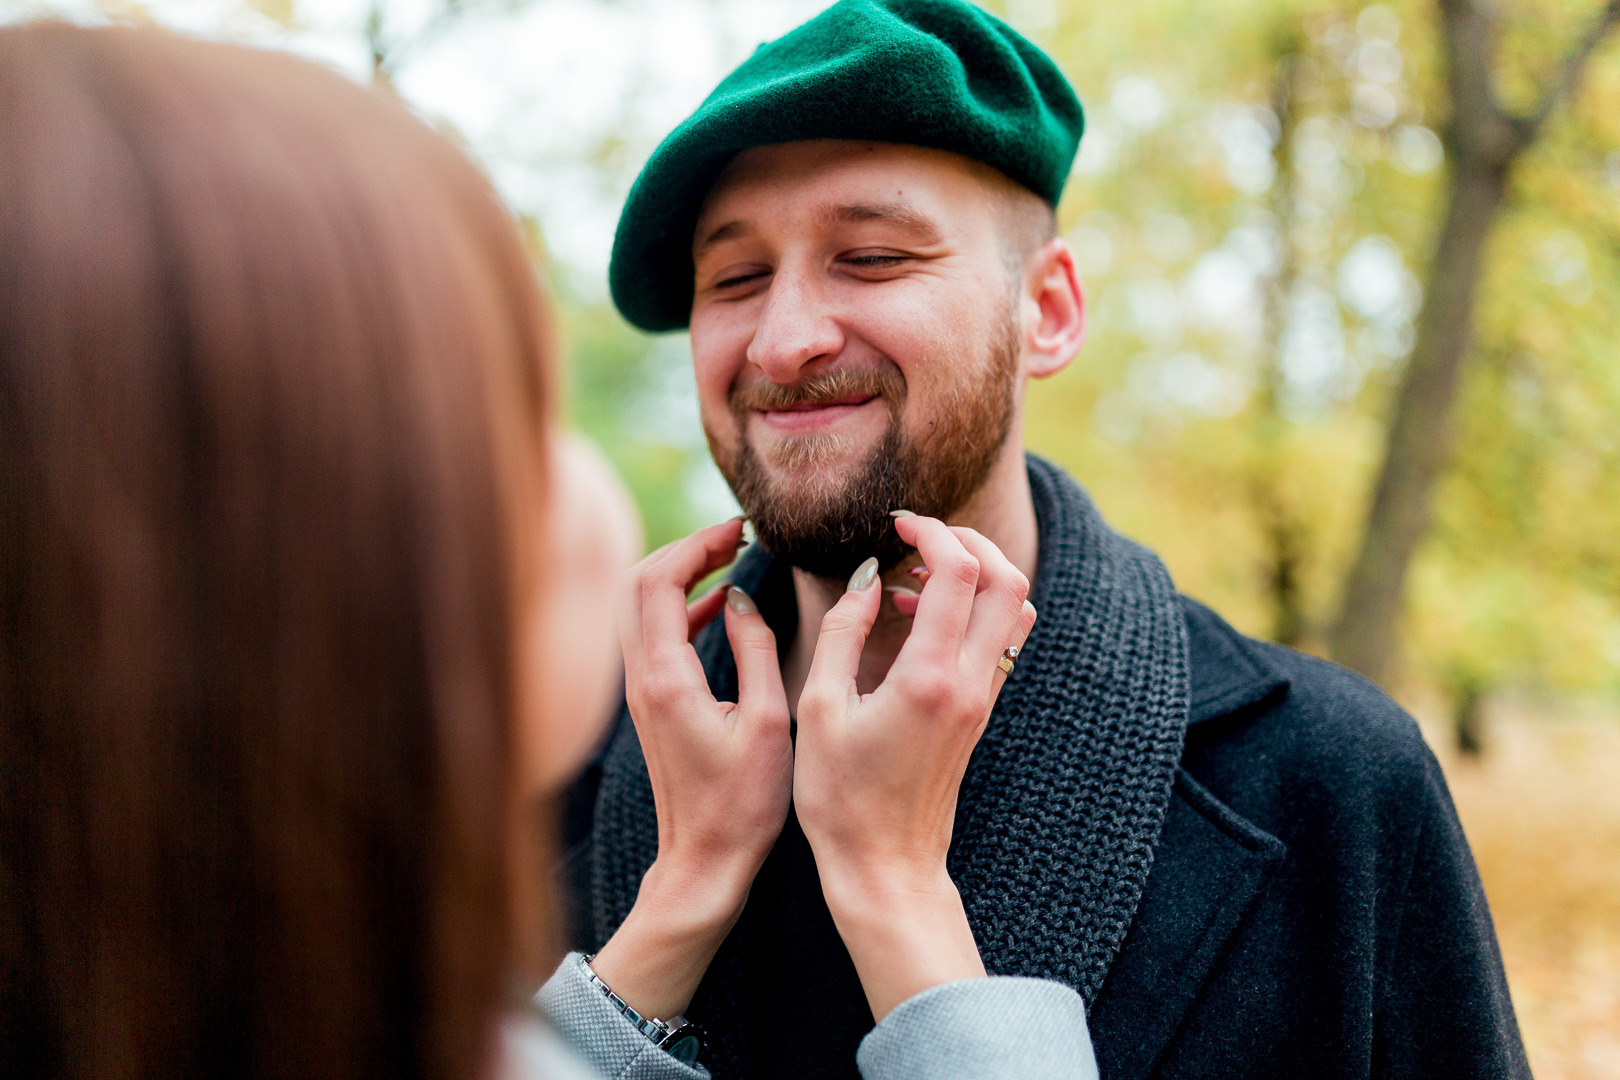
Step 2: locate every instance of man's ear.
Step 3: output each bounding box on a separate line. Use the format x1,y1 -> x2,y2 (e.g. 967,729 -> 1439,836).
1022,238 -> 1086,380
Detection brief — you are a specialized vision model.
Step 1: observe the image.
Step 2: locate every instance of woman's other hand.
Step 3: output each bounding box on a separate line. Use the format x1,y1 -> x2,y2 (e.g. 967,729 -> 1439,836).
588,517 -> 792,1021
793,514 -> 1036,1020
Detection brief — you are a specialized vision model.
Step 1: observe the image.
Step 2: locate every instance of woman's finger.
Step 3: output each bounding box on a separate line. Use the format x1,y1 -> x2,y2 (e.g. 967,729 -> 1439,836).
687,579 -> 730,641
798,557 -> 884,721
885,586 -> 921,619
620,533 -> 708,671
951,526 -> 1030,676
618,560 -> 648,675
639,518 -> 747,660
891,514 -> 979,669
722,587 -> 790,731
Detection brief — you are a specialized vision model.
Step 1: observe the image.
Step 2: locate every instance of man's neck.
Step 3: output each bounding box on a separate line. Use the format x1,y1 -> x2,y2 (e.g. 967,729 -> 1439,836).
781,443 -> 1039,713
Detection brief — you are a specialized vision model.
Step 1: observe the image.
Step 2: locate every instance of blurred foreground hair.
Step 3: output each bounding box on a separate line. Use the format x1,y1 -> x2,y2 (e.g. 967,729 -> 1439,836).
0,25 -> 552,1080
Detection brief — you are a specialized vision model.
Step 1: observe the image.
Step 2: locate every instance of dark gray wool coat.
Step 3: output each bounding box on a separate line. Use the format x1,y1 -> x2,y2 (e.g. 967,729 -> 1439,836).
560,456 -> 1530,1080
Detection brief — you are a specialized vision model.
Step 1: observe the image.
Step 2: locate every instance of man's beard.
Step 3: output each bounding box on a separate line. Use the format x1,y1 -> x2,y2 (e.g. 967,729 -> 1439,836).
710,310 -> 1020,581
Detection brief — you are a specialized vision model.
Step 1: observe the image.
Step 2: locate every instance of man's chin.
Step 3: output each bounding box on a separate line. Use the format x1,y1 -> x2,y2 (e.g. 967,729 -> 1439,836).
752,462 -> 856,506
763,533 -> 911,583
725,424 -> 914,581
755,432 -> 869,478
742,486 -> 915,581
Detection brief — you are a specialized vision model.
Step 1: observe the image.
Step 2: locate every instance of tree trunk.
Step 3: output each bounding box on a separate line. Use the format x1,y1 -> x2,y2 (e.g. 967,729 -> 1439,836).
1327,164 -> 1506,682
1264,504 -> 1308,647
1327,0 -> 1619,685
1454,681 -> 1488,756
1252,36 -> 1311,649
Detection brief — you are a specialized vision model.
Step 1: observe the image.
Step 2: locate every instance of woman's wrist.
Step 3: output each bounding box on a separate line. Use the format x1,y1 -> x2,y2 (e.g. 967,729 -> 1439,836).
817,860 -> 987,1021
641,852 -> 757,931
585,854 -> 755,1021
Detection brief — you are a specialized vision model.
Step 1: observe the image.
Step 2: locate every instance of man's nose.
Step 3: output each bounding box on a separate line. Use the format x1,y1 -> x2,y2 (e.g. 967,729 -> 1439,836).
745,267 -> 844,383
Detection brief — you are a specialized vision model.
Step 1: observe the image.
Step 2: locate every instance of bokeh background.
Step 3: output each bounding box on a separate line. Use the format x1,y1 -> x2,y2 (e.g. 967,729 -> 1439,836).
4,0 -> 1617,1073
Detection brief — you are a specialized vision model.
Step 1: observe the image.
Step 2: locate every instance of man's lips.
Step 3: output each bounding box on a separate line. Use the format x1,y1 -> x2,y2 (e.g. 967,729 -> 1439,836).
756,394 -> 879,432
773,393 -> 875,412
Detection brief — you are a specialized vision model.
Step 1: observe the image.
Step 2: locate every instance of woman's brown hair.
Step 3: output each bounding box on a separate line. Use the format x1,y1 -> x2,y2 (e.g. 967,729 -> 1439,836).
0,25 -> 552,1080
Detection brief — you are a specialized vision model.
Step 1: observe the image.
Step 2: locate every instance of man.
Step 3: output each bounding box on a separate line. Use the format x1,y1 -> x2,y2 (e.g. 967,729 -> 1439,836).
559,2 -> 1529,1078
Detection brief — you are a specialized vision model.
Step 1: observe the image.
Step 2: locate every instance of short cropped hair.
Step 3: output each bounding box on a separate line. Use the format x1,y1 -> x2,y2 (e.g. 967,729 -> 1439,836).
991,175 -> 1059,288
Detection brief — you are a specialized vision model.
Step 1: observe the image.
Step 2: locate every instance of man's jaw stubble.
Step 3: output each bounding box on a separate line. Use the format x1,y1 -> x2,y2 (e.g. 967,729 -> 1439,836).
710,327 -> 1019,583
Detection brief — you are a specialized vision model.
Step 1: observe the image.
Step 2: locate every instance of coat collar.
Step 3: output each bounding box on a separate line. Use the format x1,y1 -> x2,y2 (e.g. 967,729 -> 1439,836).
1183,596 -> 1290,726
943,456 -> 1190,1002
1088,598 -> 1292,1079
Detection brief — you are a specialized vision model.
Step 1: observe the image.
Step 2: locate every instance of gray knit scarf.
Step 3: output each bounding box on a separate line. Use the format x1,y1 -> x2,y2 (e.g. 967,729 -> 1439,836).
586,455 -> 1190,1072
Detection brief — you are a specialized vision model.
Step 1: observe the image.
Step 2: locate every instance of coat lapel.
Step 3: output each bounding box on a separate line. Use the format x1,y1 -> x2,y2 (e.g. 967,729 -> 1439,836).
1087,769 -> 1286,1080
1086,597 -> 1292,1079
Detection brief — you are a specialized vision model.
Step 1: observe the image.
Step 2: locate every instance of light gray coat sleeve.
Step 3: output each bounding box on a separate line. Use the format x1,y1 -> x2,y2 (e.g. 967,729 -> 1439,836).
499,1011 -> 610,1080
538,955 -> 1096,1080
857,977 -> 1098,1080
535,953 -> 710,1080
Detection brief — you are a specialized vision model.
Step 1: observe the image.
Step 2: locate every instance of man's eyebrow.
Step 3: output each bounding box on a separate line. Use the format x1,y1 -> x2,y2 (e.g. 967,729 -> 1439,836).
695,202 -> 945,255
822,202 -> 943,243
694,219 -> 751,253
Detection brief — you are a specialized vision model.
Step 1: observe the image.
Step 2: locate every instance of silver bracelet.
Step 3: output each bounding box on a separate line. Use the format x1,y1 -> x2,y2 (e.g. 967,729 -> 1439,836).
578,954 -> 705,1065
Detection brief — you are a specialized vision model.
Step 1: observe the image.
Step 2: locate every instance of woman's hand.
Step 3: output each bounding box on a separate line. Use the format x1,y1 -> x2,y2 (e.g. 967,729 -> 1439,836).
793,514 -> 1036,1020
588,517 -> 792,1021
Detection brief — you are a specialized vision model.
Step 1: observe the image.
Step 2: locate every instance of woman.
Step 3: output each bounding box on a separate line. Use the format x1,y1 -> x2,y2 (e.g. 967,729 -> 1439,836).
0,23 -> 1097,1080
1,24 -> 557,1079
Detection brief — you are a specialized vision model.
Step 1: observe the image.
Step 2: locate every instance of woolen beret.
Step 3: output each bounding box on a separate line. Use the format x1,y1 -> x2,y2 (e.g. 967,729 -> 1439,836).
608,0 -> 1085,332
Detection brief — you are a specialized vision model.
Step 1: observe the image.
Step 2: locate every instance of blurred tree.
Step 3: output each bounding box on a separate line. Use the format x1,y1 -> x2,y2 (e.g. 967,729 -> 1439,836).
558,298 -> 732,548
361,0 -> 545,90
1006,0 -> 1620,737
1329,0 -> 1620,684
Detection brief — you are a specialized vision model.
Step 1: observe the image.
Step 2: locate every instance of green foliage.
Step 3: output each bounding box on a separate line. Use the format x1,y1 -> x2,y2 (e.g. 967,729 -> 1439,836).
555,286 -> 736,551
993,0 -> 1620,696
1411,98 -> 1620,693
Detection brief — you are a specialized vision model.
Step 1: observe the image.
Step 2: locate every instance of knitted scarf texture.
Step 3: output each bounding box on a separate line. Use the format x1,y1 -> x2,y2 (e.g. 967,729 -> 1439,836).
587,455 -> 1190,1075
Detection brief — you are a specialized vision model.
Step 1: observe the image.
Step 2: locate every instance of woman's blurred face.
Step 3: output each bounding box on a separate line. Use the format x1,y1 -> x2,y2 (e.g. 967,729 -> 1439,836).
519,435 -> 642,795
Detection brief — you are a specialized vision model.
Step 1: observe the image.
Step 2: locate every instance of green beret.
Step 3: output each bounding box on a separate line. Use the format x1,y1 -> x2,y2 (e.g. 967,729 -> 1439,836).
608,0 -> 1085,333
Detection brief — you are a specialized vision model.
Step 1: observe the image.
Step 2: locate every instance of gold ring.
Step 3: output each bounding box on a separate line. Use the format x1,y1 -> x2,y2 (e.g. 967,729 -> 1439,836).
997,644 -> 1020,675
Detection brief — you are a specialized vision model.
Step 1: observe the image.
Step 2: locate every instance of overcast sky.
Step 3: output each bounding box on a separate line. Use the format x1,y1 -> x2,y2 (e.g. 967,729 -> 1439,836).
2,0 -> 829,290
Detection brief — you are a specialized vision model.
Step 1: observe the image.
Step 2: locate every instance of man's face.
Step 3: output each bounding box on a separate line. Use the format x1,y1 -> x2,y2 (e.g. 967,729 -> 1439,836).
689,140 -> 1026,580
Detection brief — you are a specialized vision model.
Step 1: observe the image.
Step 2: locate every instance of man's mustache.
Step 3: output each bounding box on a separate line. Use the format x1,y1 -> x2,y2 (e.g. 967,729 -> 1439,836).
729,365 -> 906,414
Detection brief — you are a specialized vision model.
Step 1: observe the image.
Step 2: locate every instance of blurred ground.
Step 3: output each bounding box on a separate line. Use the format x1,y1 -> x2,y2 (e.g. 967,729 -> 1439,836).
1414,699 -> 1620,1079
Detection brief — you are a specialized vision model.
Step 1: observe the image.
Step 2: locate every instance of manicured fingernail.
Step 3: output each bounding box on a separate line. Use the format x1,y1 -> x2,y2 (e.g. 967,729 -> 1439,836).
908,566 -> 928,578
848,557 -> 880,592
889,509 -> 915,519
884,586 -> 919,598
728,513 -> 748,524
726,587 -> 757,614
